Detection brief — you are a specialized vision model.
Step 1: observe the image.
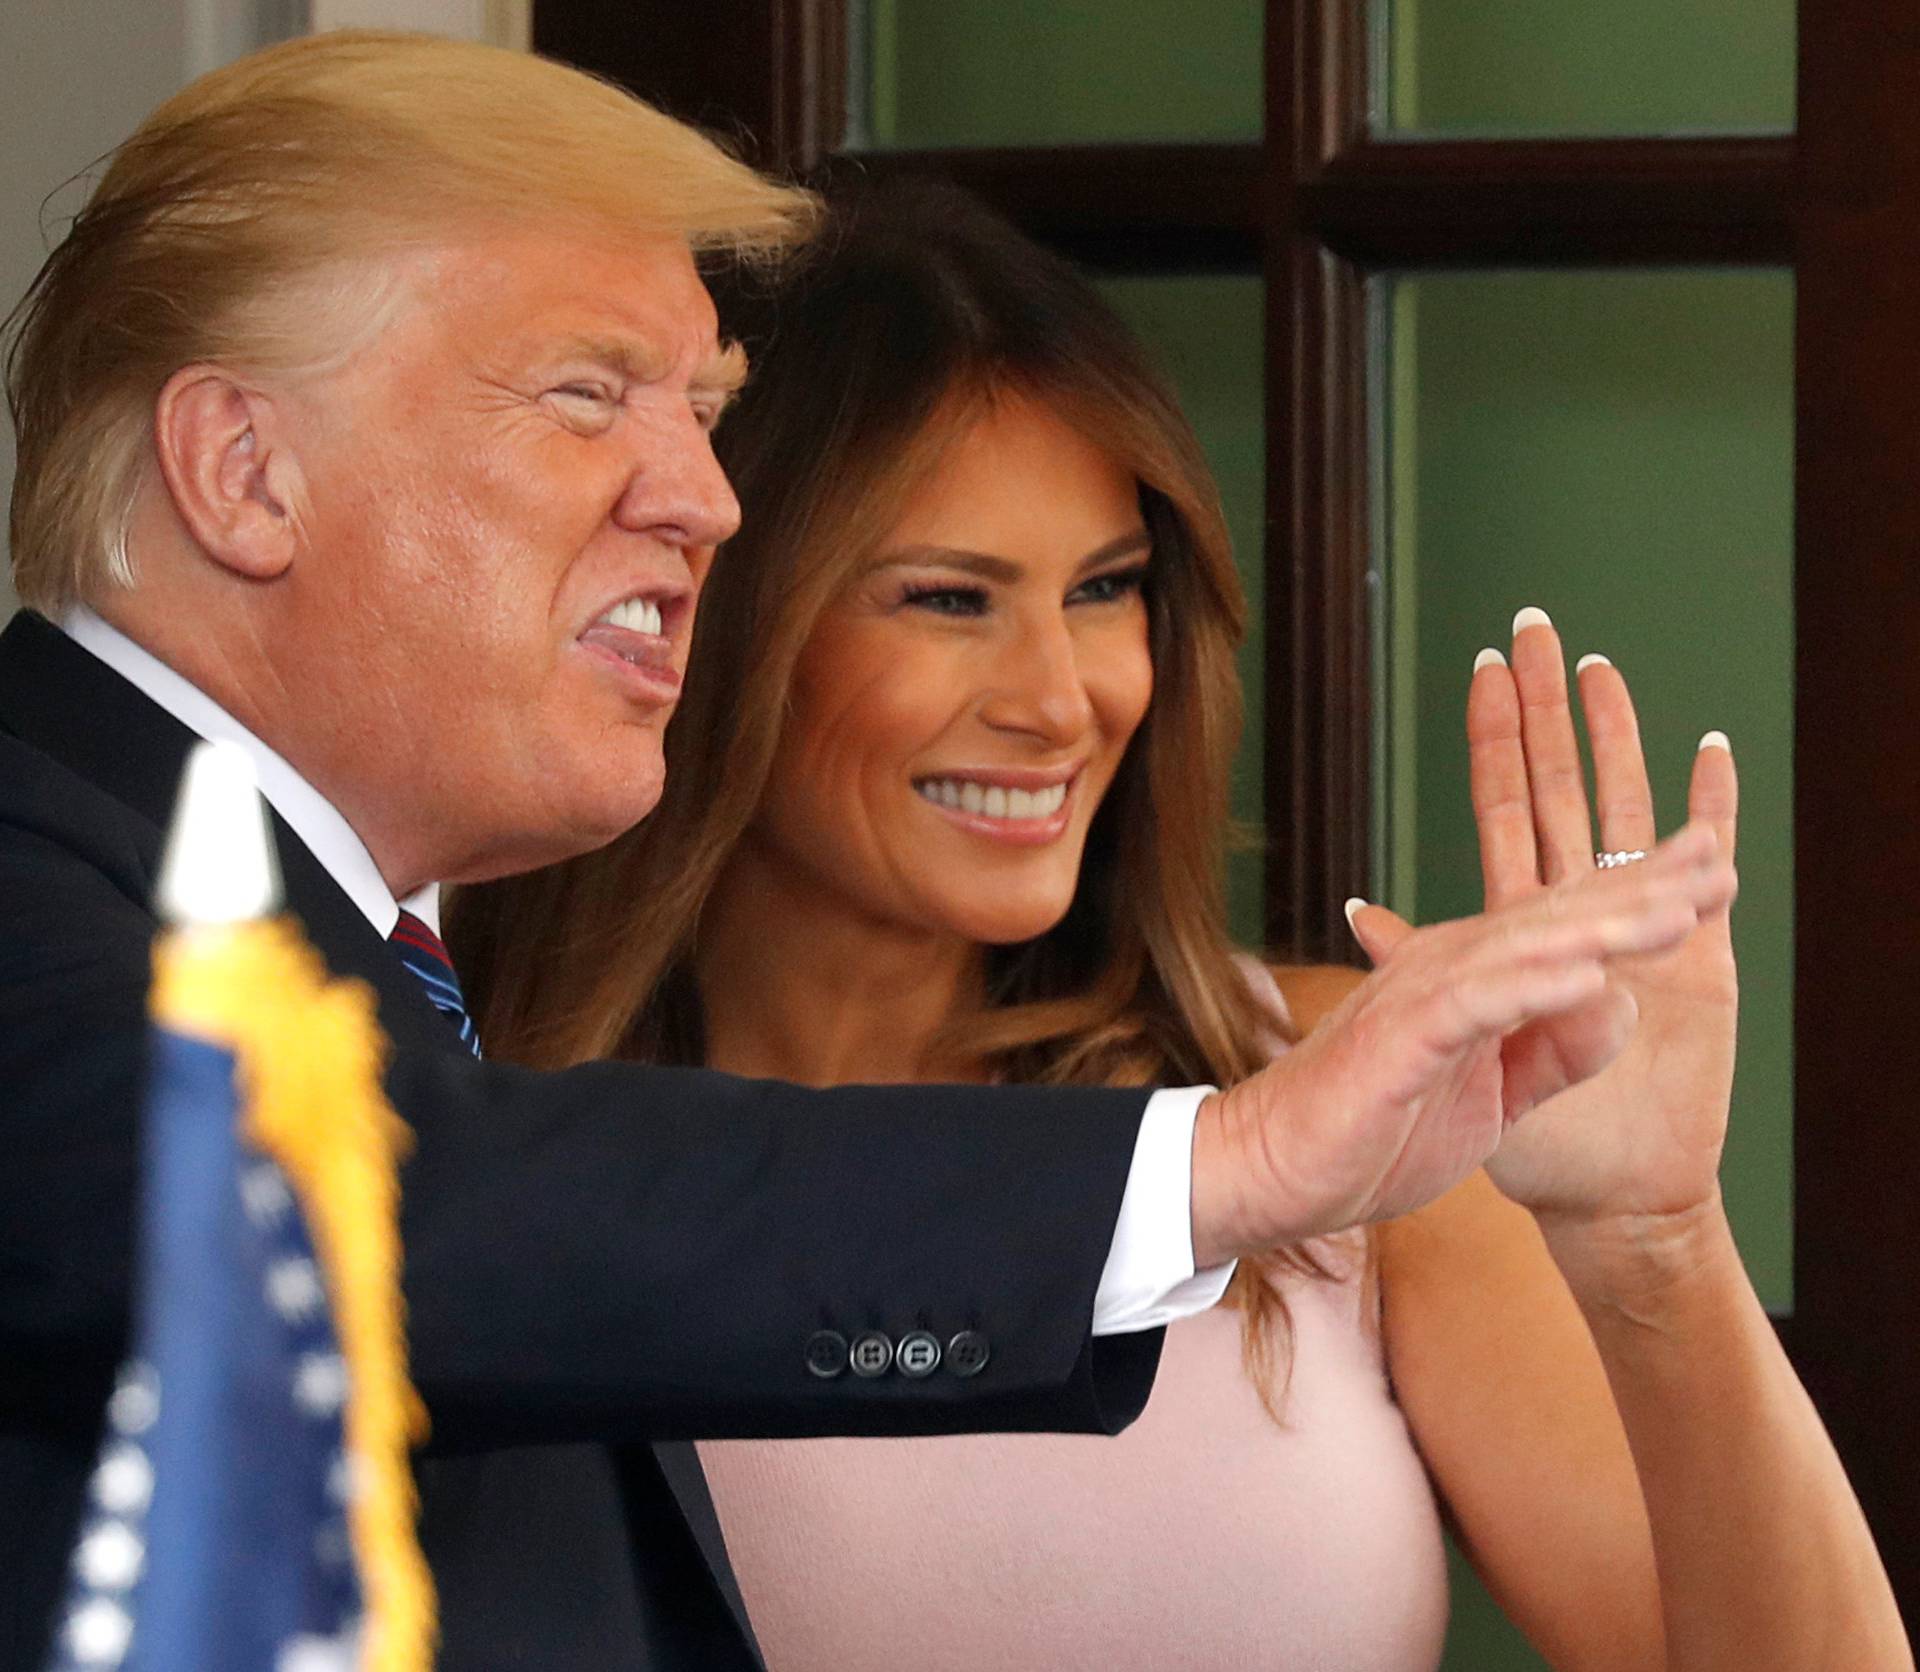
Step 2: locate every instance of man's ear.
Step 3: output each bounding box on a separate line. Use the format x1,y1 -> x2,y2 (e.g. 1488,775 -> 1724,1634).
151,367 -> 305,581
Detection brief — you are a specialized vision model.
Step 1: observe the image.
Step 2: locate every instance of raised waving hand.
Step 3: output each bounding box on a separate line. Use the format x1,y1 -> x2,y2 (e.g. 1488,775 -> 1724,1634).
1461,606 -> 1740,1230
1189,802 -> 1735,1265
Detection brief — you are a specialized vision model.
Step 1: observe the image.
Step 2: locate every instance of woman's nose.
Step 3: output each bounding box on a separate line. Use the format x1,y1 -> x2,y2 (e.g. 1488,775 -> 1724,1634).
977,613 -> 1096,743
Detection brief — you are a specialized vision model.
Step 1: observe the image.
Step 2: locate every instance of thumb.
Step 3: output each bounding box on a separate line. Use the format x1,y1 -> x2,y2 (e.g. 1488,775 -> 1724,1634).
1345,897 -> 1414,966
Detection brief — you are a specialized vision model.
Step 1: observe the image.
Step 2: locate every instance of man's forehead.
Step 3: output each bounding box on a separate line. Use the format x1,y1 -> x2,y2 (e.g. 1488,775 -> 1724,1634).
434,228 -> 733,372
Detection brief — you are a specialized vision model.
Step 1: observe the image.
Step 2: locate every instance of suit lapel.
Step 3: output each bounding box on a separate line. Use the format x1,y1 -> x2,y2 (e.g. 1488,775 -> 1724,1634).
648,1441 -> 763,1663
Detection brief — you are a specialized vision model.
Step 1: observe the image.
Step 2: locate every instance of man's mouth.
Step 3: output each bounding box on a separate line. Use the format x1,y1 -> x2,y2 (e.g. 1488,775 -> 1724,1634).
594,596 -> 664,638
576,591 -> 682,698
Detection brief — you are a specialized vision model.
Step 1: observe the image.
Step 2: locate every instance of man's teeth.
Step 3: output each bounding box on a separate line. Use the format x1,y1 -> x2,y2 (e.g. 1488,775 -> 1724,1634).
599,598 -> 664,636
915,780 -> 1068,820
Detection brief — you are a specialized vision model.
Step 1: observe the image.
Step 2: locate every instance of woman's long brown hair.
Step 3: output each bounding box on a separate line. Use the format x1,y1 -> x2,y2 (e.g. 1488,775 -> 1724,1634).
448,180 -> 1343,1412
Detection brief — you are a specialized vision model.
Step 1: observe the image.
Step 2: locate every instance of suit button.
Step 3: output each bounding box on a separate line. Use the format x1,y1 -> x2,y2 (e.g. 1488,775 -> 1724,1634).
896,1330 -> 942,1378
947,1330 -> 990,1378
849,1330 -> 894,1377
805,1330 -> 849,1379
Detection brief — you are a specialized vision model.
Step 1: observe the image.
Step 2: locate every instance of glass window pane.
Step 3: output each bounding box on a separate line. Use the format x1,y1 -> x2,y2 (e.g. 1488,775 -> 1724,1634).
1374,269 -> 1794,1311
1099,275 -> 1266,942
1378,0 -> 1794,138
856,0 -> 1261,149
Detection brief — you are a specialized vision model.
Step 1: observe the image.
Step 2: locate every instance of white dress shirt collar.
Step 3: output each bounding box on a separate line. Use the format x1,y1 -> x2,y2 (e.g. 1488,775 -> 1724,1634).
57,606 -> 440,936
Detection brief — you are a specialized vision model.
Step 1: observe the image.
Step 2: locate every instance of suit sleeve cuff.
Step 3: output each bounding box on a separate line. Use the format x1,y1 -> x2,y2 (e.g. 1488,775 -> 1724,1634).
1090,1085 -> 1237,1335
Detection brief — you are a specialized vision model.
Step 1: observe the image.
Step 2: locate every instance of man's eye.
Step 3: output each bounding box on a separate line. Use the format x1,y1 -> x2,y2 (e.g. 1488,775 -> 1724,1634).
900,583 -> 989,617
546,385 -> 618,432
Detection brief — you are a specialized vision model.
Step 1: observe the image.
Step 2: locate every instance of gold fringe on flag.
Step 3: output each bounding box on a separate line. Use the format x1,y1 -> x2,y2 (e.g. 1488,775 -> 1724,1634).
153,917 -> 436,1672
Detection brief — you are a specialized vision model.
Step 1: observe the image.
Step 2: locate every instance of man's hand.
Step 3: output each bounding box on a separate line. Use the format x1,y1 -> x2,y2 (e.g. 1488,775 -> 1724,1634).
1189,820 -> 1736,1267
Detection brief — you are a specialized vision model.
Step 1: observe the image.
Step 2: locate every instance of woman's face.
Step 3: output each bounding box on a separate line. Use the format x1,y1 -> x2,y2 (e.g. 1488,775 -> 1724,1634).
749,392 -> 1155,947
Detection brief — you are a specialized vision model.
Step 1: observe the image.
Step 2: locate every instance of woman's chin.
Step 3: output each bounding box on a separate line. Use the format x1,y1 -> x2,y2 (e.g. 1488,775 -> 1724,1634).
941,899 -> 1076,948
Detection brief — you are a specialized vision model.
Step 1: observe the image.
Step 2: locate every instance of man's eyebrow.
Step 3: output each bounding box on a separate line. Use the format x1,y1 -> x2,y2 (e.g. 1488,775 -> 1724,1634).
550,335 -> 672,381
693,340 -> 749,396
875,530 -> 1152,584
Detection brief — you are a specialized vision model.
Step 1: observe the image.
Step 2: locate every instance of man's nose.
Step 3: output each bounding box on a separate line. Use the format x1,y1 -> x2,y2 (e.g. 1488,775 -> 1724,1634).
610,421 -> 741,549
978,612 -> 1096,743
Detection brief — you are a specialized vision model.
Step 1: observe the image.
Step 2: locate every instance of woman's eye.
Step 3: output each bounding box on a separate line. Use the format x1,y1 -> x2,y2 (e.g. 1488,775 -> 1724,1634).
1070,566 -> 1150,605
900,583 -> 990,618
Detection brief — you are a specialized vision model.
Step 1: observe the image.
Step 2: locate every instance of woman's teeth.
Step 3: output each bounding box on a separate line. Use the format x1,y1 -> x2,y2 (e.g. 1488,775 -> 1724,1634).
598,597 -> 664,636
915,779 -> 1068,820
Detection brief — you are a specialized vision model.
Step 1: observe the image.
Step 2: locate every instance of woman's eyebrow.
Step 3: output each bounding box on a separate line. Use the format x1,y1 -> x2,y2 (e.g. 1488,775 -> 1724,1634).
878,530 -> 1152,584
1073,530 -> 1153,575
876,547 -> 1023,583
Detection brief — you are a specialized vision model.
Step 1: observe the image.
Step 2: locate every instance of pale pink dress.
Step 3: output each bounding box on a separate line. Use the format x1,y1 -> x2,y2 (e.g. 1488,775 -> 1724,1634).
698,973 -> 1450,1671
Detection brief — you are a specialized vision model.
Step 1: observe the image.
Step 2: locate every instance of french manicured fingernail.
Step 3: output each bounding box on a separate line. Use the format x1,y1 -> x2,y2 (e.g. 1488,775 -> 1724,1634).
1575,653 -> 1611,674
1343,897 -> 1367,933
1698,730 -> 1731,753
1512,606 -> 1553,636
1473,647 -> 1506,673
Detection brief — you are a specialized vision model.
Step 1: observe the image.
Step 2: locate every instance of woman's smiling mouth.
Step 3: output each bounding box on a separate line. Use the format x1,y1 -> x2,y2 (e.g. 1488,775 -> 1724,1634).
911,770 -> 1079,844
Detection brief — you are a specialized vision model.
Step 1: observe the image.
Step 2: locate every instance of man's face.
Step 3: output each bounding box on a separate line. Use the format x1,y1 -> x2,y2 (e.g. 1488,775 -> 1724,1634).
270,228 -> 742,888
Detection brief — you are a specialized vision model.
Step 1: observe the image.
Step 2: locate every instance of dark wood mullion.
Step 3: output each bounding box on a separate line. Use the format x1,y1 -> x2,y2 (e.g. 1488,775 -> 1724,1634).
1305,136 -> 1793,266
835,144 -> 1264,271
1263,240 -> 1373,959
769,0 -> 847,169
533,0 -> 845,174
1791,0 -> 1920,1622
1264,0 -> 1375,963
839,137 -> 1791,272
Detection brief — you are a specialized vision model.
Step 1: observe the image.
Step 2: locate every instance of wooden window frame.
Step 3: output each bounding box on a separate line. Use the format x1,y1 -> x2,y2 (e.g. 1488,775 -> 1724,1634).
539,0 -> 1920,1617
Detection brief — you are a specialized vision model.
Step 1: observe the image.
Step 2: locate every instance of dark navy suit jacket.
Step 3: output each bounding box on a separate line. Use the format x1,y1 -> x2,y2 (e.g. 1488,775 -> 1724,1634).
0,610 -> 1164,1671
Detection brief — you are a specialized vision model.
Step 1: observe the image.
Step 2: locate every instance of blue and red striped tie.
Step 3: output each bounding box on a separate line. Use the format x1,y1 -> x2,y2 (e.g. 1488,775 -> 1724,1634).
389,907 -> 482,1058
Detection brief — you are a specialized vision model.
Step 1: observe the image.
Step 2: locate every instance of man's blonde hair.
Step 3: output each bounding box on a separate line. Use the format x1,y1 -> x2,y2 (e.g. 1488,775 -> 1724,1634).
3,29 -> 818,612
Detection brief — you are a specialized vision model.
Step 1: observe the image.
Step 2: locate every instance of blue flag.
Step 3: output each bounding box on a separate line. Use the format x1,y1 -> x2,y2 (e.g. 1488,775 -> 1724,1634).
47,1026 -> 364,1672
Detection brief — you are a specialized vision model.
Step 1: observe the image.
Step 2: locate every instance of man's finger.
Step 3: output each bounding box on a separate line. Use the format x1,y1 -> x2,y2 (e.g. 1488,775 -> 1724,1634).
1345,898 -> 1414,966
1468,648 -> 1539,908
1431,949 -> 1611,1054
1458,822 -> 1734,968
1512,607 -> 1596,883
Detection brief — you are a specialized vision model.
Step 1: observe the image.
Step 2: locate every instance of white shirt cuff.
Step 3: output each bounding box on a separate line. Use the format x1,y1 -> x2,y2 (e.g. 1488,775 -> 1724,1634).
1090,1085 -> 1238,1335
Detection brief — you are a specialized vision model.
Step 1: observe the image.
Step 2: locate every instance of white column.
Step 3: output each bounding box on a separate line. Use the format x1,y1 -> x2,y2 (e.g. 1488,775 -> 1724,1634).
0,1 -> 194,617
306,0 -> 529,47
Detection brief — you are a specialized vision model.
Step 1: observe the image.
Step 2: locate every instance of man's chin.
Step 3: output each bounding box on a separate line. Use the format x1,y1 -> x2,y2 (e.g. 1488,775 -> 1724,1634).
557,779 -> 666,863
451,771 -> 665,884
